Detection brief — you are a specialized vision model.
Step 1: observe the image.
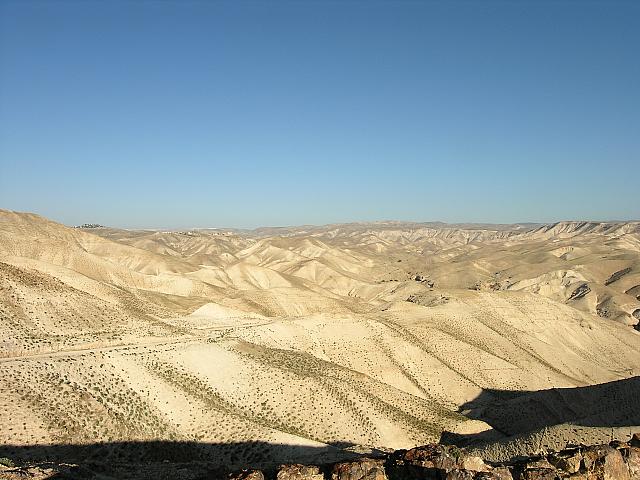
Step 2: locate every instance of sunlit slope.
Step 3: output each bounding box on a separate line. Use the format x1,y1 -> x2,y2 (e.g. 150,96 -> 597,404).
2,289 -> 637,456
235,291 -> 640,406
94,227 -> 254,266
0,336 -> 486,452
0,261 -> 182,356
418,225 -> 640,326
1,209 -> 640,461
0,210 -> 226,301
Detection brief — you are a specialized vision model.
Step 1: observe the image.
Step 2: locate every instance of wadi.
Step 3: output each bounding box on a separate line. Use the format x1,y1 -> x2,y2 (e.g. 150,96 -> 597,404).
0,208 -> 639,477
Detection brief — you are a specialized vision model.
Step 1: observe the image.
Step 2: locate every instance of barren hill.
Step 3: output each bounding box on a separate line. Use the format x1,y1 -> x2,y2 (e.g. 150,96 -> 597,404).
1,209 -> 640,470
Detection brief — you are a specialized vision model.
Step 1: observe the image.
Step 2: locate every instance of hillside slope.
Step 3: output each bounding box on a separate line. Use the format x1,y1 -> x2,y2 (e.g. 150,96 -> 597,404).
1,209 -> 639,466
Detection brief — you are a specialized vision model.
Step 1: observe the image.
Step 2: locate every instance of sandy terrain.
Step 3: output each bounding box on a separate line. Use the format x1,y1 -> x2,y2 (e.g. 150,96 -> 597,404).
1,209 -> 639,468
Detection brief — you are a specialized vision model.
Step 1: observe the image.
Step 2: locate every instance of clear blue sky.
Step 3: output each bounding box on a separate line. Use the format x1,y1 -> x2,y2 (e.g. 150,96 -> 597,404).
1,1 -> 638,228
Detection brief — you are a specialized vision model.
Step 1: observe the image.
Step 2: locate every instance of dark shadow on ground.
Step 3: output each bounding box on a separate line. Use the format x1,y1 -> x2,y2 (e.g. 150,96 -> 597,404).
0,440 -> 385,479
4,378 -> 640,478
441,376 -> 640,446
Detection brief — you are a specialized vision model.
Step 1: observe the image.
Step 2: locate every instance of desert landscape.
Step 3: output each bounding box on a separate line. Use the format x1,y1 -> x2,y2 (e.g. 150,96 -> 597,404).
2,1 -> 639,478
1,209 -> 639,476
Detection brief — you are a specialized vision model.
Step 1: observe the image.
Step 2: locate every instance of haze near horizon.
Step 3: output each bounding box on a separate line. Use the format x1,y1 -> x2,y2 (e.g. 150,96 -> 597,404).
1,0 -> 639,228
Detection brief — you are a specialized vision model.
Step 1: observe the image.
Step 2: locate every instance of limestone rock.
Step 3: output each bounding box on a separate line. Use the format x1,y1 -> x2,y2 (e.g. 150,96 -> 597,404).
582,445 -> 630,480
277,464 -> 324,480
519,468 -> 559,480
624,446 -> 640,479
489,467 -> 514,480
331,458 -> 386,480
460,456 -> 489,472
549,449 -> 582,474
393,444 -> 462,471
444,470 -> 475,480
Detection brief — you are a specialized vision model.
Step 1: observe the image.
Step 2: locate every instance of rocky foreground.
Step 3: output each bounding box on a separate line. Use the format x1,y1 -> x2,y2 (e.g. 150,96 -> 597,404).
2,436 -> 640,480
235,437 -> 640,480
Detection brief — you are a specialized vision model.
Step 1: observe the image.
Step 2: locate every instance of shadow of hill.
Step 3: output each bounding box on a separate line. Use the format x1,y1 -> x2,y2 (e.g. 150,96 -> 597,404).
0,440 -> 383,479
4,379 -> 640,477
441,376 -> 640,446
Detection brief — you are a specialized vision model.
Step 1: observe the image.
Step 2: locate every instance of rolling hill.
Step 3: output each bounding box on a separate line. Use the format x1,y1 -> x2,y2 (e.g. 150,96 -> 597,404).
1,209 -> 639,469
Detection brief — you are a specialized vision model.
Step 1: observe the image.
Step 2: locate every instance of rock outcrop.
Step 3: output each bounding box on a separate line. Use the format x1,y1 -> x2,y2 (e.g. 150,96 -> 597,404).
275,464 -> 324,480
2,436 -> 640,479
230,437 -> 640,480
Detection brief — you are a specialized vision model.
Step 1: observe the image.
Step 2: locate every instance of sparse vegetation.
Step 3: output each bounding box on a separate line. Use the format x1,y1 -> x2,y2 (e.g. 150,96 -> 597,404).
1,212 -> 639,464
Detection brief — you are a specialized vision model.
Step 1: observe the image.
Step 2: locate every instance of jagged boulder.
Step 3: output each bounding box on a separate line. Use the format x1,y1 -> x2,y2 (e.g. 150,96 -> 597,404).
276,464 -> 324,480
484,467 -> 513,480
509,440 -> 640,480
625,446 -> 640,479
393,444 -> 462,470
461,456 -> 489,473
518,469 -> 558,480
388,444 -> 494,479
331,457 -> 386,480
6,437 -> 640,480
582,444 -> 629,480
516,458 -> 557,480
548,448 -> 582,474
